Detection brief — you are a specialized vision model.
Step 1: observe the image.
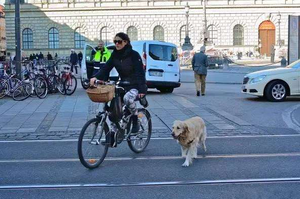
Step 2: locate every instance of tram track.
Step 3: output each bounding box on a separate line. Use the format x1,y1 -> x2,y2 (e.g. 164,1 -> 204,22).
1,177 -> 300,190
1,152 -> 300,163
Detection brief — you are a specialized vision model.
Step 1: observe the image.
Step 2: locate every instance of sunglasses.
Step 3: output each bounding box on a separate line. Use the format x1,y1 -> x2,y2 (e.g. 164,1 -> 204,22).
113,40 -> 123,44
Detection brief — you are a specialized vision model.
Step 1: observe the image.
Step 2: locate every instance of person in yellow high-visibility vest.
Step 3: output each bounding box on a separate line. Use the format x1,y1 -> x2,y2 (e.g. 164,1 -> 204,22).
92,40 -> 111,76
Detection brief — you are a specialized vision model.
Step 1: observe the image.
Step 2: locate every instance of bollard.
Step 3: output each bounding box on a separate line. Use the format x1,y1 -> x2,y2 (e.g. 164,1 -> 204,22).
281,57 -> 287,67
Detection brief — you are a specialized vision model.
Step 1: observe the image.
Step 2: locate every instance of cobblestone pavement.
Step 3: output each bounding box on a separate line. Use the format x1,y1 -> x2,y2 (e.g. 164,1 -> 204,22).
0,84 -> 285,141
0,64 -> 292,141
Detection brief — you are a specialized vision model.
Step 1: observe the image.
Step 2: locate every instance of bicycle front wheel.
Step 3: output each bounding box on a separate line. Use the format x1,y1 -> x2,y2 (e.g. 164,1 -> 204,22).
0,80 -> 8,99
127,108 -> 152,153
78,117 -> 109,169
81,77 -> 89,90
64,75 -> 77,95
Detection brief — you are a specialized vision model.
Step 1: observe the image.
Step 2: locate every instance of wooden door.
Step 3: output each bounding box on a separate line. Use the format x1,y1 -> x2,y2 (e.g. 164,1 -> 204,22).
259,21 -> 275,56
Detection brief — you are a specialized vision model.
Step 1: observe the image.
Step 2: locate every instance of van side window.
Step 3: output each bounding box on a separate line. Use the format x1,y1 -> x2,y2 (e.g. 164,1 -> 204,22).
149,44 -> 177,62
149,45 -> 163,60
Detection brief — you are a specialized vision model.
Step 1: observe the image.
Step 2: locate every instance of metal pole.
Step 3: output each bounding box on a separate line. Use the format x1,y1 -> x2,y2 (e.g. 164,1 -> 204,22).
278,12 -> 281,48
186,10 -> 189,37
203,0 -> 207,45
15,0 -> 21,79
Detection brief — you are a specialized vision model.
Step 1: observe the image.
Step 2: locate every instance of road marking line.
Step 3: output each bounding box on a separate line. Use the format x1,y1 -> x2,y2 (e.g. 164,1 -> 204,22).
1,177 -> 300,190
1,152 -> 300,163
282,104 -> 300,133
1,134 -> 300,143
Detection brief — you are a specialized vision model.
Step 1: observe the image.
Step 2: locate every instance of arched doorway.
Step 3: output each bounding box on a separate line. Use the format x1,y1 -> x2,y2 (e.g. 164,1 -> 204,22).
259,21 -> 275,56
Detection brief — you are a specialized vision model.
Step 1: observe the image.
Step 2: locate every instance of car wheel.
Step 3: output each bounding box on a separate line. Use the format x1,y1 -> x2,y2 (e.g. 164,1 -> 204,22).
265,81 -> 287,102
158,88 -> 174,93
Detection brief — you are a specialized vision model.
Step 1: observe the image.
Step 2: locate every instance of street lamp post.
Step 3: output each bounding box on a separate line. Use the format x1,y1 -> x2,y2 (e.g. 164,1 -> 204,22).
277,12 -> 282,48
182,2 -> 193,51
15,0 -> 22,79
203,0 -> 207,45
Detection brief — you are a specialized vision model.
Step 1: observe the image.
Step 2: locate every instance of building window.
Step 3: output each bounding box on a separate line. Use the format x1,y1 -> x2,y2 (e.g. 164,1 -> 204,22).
233,24 -> 244,46
207,24 -> 218,44
100,26 -> 112,46
22,28 -> 33,49
153,25 -> 164,41
180,25 -> 186,46
127,26 -> 138,41
74,27 -> 85,49
48,27 -> 59,49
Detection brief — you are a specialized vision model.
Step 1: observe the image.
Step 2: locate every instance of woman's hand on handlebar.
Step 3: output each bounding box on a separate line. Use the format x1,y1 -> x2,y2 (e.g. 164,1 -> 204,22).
89,77 -> 97,87
89,77 -> 104,87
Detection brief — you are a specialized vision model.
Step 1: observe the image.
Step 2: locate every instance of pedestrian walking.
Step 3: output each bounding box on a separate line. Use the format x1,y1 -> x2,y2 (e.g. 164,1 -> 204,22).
70,49 -> 78,74
192,46 -> 208,96
270,44 -> 275,63
78,51 -> 83,68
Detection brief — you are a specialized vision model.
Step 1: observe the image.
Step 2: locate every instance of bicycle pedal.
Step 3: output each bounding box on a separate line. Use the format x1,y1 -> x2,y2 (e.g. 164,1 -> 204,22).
101,141 -> 110,146
112,141 -> 118,148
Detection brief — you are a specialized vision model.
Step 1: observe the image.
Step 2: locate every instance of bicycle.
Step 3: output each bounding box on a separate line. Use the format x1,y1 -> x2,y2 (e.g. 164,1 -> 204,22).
78,81 -> 152,169
60,66 -> 77,95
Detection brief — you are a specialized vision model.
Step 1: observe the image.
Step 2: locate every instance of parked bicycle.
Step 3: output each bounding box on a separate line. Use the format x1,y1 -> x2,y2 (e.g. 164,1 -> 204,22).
78,81 -> 152,169
60,66 -> 77,95
0,70 -> 36,101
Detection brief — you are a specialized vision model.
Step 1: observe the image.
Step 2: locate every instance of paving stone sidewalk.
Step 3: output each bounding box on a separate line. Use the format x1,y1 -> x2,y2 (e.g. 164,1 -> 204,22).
0,84 -> 275,141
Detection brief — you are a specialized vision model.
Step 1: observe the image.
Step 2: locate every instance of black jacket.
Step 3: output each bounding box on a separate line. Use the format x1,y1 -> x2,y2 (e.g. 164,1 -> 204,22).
70,52 -> 78,64
95,45 -> 147,94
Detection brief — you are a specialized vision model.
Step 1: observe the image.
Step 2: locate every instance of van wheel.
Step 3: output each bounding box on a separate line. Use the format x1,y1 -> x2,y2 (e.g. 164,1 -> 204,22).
158,88 -> 174,93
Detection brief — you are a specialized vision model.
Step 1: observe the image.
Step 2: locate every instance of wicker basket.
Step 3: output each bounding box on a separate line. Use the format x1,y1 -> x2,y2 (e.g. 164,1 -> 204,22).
86,85 -> 115,103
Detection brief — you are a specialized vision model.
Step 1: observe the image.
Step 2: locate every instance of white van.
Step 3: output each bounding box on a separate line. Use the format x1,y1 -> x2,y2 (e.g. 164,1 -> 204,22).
81,40 -> 181,93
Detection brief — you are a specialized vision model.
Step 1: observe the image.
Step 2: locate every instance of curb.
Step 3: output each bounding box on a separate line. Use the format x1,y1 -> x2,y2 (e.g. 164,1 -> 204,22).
181,81 -> 242,85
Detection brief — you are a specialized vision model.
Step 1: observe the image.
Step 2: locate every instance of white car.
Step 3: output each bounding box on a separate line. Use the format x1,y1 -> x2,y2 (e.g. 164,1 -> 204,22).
242,59 -> 300,102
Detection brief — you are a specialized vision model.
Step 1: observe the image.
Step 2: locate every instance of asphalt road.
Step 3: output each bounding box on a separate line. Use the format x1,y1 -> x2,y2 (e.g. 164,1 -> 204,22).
2,68 -> 300,198
1,136 -> 300,198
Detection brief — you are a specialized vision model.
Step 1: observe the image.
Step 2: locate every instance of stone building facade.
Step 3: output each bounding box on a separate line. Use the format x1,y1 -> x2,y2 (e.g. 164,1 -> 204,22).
0,5 -> 6,56
4,0 -> 300,57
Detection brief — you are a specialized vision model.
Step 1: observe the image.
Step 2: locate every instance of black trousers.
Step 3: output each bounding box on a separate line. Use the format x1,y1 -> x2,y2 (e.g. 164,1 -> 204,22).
71,63 -> 78,74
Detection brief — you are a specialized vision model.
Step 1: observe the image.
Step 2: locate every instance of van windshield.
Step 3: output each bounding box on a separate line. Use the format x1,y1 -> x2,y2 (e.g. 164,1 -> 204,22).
149,44 -> 178,62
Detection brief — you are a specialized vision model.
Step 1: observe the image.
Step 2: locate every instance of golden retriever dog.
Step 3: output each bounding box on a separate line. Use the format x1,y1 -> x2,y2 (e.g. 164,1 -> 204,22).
172,116 -> 207,167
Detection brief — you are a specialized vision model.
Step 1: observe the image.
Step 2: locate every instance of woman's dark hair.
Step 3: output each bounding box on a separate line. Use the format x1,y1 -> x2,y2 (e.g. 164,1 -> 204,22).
115,32 -> 131,44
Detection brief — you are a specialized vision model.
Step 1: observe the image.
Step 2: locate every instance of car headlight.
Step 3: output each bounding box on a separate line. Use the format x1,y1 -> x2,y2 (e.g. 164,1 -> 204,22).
249,75 -> 267,84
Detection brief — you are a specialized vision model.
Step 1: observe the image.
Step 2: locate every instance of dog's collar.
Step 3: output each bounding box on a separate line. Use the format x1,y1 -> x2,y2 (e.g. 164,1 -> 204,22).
187,139 -> 194,145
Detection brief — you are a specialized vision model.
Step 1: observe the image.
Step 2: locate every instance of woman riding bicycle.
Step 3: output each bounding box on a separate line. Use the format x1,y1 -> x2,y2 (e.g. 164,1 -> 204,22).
90,32 -> 147,134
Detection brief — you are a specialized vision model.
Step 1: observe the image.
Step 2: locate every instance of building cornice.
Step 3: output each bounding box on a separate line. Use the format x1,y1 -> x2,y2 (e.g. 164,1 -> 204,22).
4,2 -> 300,13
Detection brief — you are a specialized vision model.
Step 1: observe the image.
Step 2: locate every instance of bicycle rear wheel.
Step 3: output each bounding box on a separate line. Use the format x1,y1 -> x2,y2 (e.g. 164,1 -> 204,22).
57,75 -> 66,95
64,75 -> 77,95
78,117 -> 109,169
48,74 -> 60,93
127,108 -> 152,153
34,77 -> 48,99
13,83 -> 31,101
